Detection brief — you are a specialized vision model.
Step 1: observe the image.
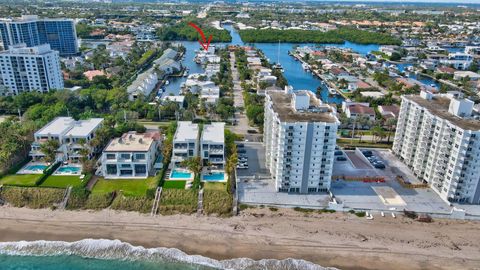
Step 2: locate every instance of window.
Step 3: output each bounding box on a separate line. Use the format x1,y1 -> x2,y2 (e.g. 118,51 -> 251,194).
120,153 -> 130,159
135,153 -> 146,160
106,154 -> 115,160
106,164 -> 117,175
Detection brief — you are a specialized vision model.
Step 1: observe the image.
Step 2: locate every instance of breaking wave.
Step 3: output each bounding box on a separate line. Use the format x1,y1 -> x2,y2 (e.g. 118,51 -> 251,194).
0,239 -> 336,270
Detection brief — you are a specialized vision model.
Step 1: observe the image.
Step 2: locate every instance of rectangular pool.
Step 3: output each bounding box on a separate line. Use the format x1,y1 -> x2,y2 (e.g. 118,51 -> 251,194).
55,166 -> 81,175
170,169 -> 193,179
203,172 -> 225,181
24,165 -> 47,173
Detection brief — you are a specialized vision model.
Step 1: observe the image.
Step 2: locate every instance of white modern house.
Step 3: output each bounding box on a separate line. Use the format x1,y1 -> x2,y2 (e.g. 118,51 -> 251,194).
440,52 -> 474,70
127,67 -> 158,101
201,122 -> 225,167
30,117 -> 104,162
0,44 -> 64,96
264,89 -> 340,193
393,91 -> 480,204
101,132 -> 161,179
172,121 -> 199,166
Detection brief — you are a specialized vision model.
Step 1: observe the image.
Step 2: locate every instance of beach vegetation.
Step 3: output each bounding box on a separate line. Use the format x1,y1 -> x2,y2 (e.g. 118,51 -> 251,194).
0,186 -> 64,209
84,192 -> 115,210
203,188 -> 233,216
111,194 -> 153,213
293,207 -> 315,213
354,211 -> 367,217
159,189 -> 198,215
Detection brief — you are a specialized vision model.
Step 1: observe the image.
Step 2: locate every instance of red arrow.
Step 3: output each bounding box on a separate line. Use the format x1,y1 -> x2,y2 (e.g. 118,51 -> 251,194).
188,22 -> 212,51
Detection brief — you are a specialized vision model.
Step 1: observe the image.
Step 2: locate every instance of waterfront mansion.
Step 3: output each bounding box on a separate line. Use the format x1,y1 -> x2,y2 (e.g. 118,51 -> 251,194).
101,131 -> 162,179
30,117 -> 104,162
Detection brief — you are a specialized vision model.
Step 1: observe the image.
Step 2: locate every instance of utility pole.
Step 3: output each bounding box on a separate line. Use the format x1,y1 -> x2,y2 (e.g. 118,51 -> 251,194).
17,108 -> 21,121
124,110 -> 127,122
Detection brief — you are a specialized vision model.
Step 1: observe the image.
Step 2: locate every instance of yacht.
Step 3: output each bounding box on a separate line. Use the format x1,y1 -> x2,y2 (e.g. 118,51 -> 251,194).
165,80 -> 170,85
302,63 -> 310,71
273,40 -> 284,73
328,87 -> 337,95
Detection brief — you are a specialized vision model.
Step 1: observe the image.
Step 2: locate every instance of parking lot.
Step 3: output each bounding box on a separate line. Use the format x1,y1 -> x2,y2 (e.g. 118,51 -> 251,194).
236,142 -> 330,208
331,149 -> 452,214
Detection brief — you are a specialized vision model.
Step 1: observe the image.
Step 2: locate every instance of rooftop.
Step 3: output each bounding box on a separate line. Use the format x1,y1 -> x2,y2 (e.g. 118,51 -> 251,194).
267,91 -> 337,123
174,121 -> 199,142
405,95 -> 480,130
202,122 -> 225,144
104,132 -> 160,152
36,117 -> 103,137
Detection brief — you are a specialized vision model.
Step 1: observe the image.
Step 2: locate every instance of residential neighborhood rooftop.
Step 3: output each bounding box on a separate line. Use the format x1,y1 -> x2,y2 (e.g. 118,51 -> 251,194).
201,122 -> 225,143
174,121 -> 199,142
268,91 -> 337,123
405,95 -> 480,130
104,131 -> 160,152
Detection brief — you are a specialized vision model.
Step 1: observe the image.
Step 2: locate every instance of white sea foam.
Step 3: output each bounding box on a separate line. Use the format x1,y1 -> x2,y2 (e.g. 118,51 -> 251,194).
0,239 -> 337,270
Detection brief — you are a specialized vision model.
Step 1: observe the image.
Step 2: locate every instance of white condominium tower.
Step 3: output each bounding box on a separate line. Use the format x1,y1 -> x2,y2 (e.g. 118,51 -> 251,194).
393,91 -> 480,204
264,88 -> 340,193
0,44 -> 63,96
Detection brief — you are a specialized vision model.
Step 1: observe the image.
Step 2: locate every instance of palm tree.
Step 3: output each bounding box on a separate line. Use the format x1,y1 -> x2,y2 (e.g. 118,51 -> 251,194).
181,157 -> 202,176
384,118 -> 397,143
40,140 -> 60,164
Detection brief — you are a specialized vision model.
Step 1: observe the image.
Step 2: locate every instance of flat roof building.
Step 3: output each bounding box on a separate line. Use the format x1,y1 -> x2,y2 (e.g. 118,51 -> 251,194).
264,89 -> 340,194
393,91 -> 480,204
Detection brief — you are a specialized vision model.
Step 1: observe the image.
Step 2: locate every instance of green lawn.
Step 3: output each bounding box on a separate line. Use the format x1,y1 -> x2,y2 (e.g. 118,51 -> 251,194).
163,180 -> 186,189
0,174 -> 41,187
40,175 -> 84,188
203,182 -> 227,191
91,177 -> 157,197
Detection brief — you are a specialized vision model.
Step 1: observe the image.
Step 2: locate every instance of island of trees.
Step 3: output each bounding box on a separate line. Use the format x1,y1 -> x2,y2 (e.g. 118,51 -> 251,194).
156,21 -> 232,42
239,27 -> 401,45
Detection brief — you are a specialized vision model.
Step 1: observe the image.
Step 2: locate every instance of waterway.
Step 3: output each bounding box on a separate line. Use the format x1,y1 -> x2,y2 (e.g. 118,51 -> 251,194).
166,24 -> 385,104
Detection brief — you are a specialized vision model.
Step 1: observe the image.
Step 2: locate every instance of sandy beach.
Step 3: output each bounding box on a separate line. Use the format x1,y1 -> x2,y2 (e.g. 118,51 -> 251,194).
0,206 -> 479,270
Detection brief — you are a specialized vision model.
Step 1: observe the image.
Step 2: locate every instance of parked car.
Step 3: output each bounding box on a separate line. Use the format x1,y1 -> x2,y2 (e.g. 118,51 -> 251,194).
362,150 -> 373,157
334,150 -> 343,156
238,148 -> 246,154
336,156 -> 347,161
374,163 -> 385,169
236,143 -> 245,148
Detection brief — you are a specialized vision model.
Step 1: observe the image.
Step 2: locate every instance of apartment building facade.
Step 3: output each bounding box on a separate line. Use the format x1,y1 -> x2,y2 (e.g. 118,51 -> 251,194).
200,122 -> 225,167
172,121 -> 199,166
393,91 -> 480,204
0,44 -> 64,96
101,132 -> 161,179
264,89 -> 340,194
30,117 -> 104,162
0,15 -> 79,56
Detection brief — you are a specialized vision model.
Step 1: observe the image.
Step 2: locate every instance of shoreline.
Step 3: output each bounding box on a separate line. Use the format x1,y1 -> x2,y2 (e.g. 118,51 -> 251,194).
0,206 -> 479,270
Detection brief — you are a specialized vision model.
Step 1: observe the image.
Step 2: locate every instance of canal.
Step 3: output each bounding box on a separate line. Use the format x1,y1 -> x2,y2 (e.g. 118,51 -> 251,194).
166,24 -> 384,105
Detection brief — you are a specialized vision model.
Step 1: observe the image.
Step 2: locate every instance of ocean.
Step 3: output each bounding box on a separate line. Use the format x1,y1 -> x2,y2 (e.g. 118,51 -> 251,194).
0,239 -> 332,270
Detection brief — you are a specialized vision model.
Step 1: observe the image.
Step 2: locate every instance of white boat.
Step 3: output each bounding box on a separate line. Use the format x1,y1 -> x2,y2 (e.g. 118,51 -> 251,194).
302,63 -> 310,71
273,40 -> 284,73
165,80 -> 170,85
328,87 -> 337,95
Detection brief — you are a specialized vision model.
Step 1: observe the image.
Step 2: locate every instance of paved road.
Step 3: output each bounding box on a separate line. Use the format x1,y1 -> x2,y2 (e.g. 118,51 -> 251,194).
229,52 -> 258,138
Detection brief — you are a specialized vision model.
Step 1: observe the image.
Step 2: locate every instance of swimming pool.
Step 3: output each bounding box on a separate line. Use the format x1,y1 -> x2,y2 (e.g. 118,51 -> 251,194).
55,166 -> 81,175
170,169 -> 193,179
24,165 -> 47,172
203,172 -> 225,181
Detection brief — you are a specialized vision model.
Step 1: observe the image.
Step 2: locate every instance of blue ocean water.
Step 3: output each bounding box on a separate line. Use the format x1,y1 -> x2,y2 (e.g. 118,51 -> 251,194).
0,254 -> 207,270
0,239 -> 330,270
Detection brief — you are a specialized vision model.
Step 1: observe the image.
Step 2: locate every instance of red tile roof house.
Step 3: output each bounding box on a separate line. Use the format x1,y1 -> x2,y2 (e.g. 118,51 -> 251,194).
83,70 -> 109,81
436,66 -> 456,74
378,105 -> 400,119
345,104 -> 376,121
356,80 -> 372,89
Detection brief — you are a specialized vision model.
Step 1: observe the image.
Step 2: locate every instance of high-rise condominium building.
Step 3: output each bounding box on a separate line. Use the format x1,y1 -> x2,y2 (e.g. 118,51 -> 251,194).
264,88 -> 340,194
0,44 -> 64,96
0,15 -> 78,56
393,91 -> 480,204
